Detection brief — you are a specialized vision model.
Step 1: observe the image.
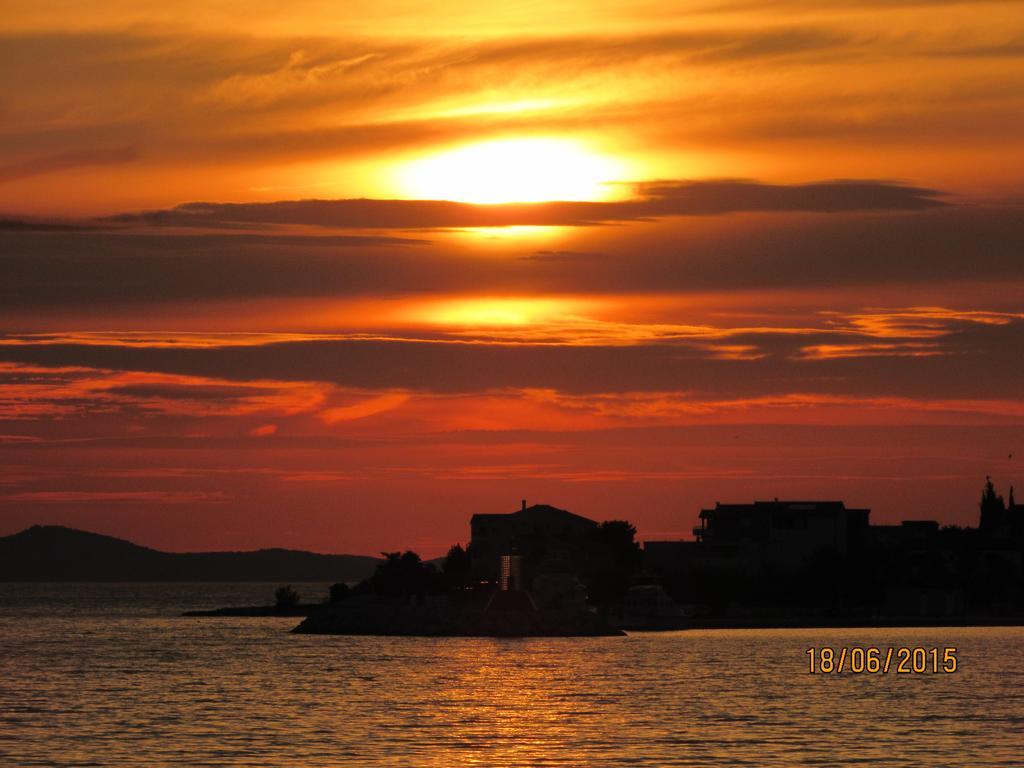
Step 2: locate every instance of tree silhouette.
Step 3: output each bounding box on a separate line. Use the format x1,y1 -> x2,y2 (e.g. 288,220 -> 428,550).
370,551 -> 440,598
442,543 -> 472,588
979,476 -> 1007,532
328,582 -> 350,603
274,584 -> 300,609
580,520 -> 643,605
595,521 -> 643,570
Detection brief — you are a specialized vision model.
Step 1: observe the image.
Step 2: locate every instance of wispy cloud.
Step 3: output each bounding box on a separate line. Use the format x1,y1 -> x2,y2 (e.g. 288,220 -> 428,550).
0,363 -> 330,420
0,148 -> 138,184
1,307 -> 1021,405
105,180 -> 946,229
0,490 -> 230,504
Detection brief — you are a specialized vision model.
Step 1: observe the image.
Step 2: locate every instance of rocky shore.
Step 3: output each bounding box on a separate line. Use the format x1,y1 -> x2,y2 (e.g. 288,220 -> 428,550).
183,604 -> 322,617
292,599 -> 624,637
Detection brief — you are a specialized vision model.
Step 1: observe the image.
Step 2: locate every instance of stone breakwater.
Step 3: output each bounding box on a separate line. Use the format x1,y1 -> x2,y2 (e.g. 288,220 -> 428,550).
292,601 -> 625,637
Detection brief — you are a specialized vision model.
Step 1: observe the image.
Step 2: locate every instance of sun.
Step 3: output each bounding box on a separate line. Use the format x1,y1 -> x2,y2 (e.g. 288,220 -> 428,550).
397,138 -> 624,204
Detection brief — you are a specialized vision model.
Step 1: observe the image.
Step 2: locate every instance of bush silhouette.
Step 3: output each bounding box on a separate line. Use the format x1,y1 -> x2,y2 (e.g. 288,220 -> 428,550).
328,582 -> 350,603
371,551 -> 441,598
442,544 -> 472,588
274,584 -> 300,609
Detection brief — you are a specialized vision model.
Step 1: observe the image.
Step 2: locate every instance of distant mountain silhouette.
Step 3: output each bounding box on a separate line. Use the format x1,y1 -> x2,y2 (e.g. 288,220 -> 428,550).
0,525 -> 380,582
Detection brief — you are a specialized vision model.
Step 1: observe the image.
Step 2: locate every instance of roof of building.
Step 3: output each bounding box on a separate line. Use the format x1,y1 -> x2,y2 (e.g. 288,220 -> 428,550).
699,500 -> 869,518
471,503 -> 598,526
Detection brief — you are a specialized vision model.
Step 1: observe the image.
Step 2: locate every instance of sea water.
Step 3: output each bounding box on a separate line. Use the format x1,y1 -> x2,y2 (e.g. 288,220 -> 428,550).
1,583 -> 1022,767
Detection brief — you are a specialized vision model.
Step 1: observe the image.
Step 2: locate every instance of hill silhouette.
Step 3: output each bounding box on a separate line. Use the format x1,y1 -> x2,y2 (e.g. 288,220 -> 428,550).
0,525 -> 380,582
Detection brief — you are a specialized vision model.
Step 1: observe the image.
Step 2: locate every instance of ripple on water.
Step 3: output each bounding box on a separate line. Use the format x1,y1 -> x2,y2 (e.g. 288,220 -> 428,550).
1,585 -> 1022,767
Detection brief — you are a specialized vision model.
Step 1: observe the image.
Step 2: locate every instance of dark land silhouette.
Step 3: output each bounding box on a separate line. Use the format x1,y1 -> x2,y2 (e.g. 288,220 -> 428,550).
298,480 -> 1024,635
8,477 -> 1024,635
0,525 -> 379,583
637,478 -> 1024,627
182,584 -> 321,617
294,546 -> 624,636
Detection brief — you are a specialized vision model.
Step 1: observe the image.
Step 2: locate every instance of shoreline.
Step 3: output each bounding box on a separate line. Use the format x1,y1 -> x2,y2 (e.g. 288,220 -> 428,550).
622,616 -> 1024,631
182,601 -> 1024,634
182,604 -> 323,617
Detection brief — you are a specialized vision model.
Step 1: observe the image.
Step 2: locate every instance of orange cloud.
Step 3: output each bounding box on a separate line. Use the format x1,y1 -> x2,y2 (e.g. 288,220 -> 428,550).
319,393 -> 412,423
2,491 -> 229,504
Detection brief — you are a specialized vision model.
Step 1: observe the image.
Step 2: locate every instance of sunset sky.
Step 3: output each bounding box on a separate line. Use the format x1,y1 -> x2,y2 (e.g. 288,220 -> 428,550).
2,0 -> 1023,555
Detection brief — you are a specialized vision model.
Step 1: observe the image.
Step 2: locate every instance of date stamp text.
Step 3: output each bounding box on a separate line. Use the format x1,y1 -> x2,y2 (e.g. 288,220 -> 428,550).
806,646 -> 958,674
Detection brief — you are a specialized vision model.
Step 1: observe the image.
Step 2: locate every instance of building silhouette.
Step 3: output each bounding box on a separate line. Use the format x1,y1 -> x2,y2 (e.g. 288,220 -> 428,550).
696,499 -> 870,566
645,480 -> 1024,619
646,499 -> 869,575
470,500 -> 598,580
460,478 -> 1024,623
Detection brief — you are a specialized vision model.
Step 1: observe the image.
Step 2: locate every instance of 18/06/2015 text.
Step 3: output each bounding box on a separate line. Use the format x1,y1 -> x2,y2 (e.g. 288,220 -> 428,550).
806,647 -> 958,674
